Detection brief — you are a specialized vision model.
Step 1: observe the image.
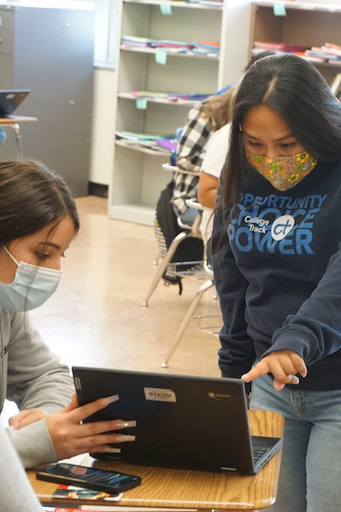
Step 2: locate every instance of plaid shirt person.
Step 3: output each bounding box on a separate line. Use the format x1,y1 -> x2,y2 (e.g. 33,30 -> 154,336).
171,104 -> 212,215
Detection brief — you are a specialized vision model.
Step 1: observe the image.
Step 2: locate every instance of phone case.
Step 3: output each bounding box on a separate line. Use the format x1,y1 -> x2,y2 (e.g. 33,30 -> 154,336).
36,463 -> 141,494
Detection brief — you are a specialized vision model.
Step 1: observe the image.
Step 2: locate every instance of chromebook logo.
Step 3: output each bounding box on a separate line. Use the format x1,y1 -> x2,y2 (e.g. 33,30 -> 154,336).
208,392 -> 230,400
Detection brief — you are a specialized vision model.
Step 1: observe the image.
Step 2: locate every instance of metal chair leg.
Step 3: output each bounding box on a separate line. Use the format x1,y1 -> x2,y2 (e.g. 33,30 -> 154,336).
10,123 -> 23,156
142,231 -> 191,307
161,278 -> 215,367
153,248 -> 162,266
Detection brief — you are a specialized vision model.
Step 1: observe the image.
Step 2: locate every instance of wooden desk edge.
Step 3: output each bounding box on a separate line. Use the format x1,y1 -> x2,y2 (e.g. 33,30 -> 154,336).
0,116 -> 38,124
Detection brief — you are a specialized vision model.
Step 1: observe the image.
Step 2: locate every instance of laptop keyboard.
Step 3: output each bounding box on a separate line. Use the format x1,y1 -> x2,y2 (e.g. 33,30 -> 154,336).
253,446 -> 270,463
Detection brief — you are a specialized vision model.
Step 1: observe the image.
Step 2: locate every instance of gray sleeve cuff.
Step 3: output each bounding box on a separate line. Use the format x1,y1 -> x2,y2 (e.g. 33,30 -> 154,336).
0,423 -> 43,511
6,418 -> 57,469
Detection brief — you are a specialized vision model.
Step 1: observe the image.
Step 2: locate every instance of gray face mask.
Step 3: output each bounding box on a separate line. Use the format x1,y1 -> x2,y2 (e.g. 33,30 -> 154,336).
0,247 -> 62,312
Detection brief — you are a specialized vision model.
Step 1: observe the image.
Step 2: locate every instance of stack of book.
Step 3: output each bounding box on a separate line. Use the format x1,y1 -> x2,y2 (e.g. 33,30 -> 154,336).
116,131 -> 177,153
121,36 -> 194,51
193,41 -> 220,56
132,90 -> 210,102
121,37 -> 220,56
253,41 -> 309,54
305,43 -> 341,62
121,36 -> 156,48
253,41 -> 341,64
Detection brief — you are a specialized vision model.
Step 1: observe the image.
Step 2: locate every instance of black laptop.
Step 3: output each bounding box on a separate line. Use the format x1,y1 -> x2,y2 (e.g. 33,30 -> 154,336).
72,367 -> 283,475
0,89 -> 30,117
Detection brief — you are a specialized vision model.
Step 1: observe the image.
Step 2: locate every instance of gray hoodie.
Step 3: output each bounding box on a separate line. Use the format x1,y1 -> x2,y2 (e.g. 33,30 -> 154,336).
0,421 -> 43,511
0,308 -> 74,468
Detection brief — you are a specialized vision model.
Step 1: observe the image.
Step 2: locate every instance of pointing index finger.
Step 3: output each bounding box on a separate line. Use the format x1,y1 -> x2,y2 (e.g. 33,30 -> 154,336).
241,361 -> 269,383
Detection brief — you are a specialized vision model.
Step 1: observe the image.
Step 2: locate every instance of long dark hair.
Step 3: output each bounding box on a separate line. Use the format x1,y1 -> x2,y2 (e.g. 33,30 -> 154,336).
220,53 -> 341,209
0,158 -> 79,246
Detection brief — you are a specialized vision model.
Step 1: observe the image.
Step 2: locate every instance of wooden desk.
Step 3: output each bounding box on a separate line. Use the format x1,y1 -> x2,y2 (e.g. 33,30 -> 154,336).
0,115 -> 38,156
28,410 -> 285,511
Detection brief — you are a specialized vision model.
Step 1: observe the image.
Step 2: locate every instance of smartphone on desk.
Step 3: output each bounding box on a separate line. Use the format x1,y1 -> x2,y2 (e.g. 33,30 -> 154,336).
36,463 -> 141,494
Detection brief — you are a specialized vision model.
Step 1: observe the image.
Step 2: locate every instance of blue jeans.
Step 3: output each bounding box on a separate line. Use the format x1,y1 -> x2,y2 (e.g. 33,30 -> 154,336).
0,128 -> 6,145
179,207 -> 198,226
249,374 -> 341,512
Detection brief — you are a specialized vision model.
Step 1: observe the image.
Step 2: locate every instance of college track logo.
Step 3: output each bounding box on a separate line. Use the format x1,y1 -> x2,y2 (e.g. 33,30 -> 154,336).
226,192 -> 327,255
271,215 -> 295,240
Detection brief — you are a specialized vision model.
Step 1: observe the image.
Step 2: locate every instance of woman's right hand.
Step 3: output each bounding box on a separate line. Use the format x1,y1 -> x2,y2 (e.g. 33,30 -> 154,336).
45,394 -> 136,460
241,350 -> 307,391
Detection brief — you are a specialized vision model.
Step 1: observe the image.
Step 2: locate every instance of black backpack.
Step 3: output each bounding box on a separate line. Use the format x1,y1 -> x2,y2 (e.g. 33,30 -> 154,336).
154,180 -> 203,294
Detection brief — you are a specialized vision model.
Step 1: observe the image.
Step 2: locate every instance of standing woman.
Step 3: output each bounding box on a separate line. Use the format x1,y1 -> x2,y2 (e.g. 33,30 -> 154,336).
0,159 -> 135,470
212,53 -> 341,512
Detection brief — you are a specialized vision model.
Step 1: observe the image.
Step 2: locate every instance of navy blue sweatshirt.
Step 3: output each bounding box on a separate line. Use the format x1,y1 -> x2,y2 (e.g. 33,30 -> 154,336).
212,159 -> 341,391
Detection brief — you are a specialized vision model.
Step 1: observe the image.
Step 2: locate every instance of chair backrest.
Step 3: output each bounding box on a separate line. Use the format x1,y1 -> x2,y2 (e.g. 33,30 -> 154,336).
153,178 -> 203,291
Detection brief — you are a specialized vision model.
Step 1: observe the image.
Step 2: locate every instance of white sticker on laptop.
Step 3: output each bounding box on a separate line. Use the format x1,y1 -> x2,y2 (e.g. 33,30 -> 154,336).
74,377 -> 82,390
144,387 -> 176,402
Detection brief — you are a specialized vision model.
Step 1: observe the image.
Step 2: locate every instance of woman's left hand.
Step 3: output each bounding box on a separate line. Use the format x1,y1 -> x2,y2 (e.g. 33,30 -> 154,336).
241,350 -> 307,391
9,409 -> 49,429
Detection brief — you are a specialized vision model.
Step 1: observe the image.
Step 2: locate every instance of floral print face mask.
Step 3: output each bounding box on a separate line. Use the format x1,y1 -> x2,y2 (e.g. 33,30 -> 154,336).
246,150 -> 318,191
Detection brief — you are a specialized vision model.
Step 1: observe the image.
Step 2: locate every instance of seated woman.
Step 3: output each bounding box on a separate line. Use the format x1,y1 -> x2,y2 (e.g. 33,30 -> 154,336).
0,158 -> 135,469
172,87 -> 237,226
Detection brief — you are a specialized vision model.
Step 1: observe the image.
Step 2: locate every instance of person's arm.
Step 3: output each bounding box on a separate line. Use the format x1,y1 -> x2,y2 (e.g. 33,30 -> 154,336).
198,123 -> 231,242
0,422 -> 43,511
268,240 -> 341,362
198,172 -> 219,209
6,312 -> 74,412
7,394 -> 137,469
3,311 -> 74,467
212,210 -> 307,392
6,417 -> 57,469
5,313 -> 136,468
198,123 -> 230,209
211,207 -> 256,382
242,240 -> 341,390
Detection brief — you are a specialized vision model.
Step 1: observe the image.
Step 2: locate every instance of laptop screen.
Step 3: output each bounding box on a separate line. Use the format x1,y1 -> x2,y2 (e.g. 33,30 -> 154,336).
73,367 -> 261,474
0,90 -> 31,117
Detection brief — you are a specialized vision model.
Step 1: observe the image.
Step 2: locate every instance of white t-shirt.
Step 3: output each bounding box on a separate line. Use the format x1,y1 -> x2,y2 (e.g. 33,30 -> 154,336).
200,123 -> 231,243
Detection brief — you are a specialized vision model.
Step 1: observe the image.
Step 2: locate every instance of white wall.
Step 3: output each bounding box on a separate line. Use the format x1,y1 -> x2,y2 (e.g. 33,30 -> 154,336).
89,67 -> 116,186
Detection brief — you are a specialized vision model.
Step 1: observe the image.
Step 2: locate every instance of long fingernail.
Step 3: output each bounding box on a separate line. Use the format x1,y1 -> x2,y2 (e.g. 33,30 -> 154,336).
104,447 -> 121,453
115,420 -> 136,428
115,434 -> 136,442
103,394 -> 120,405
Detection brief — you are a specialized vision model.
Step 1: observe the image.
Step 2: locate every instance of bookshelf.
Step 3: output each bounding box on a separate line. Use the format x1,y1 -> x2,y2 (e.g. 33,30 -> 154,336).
250,1 -> 341,85
109,0 -> 252,226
